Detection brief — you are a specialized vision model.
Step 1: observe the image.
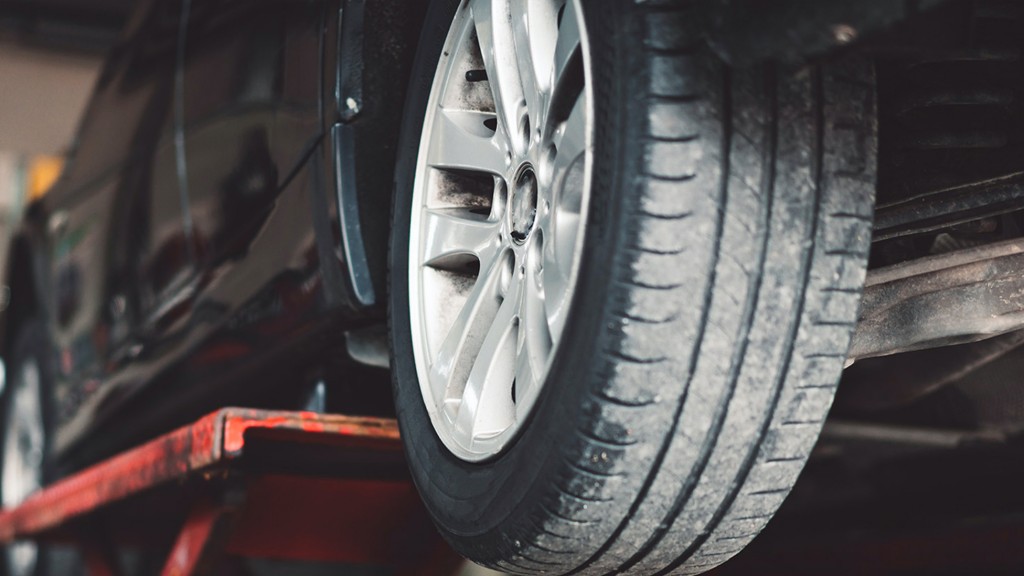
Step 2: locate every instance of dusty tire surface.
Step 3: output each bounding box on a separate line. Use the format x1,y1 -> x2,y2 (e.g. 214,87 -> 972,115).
390,0 -> 877,574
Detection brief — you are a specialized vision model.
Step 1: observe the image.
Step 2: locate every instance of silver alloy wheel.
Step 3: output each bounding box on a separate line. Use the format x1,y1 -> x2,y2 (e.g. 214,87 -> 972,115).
2,360 -> 43,576
408,0 -> 593,461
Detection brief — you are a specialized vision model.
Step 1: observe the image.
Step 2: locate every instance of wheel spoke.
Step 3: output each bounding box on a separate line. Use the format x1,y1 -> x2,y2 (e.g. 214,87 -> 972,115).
515,252 -> 552,412
512,347 -> 536,421
542,93 -> 587,341
470,0 -> 524,151
552,92 -> 587,190
420,208 -> 502,269
509,0 -> 554,132
550,0 -> 582,101
427,108 -> 508,174
454,280 -> 520,442
543,220 -> 577,341
428,255 -> 506,409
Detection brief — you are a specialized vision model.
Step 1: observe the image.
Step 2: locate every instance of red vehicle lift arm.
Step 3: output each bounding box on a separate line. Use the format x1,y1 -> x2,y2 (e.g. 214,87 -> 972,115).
0,408 -> 459,575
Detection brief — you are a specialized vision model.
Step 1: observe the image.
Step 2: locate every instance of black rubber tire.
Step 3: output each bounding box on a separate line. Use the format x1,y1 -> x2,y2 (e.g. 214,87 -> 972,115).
0,319 -> 55,576
389,1 -> 877,574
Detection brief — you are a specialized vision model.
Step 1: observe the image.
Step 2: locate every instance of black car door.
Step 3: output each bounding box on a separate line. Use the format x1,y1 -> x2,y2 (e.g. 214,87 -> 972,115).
180,0 -> 324,268
46,0 -> 190,440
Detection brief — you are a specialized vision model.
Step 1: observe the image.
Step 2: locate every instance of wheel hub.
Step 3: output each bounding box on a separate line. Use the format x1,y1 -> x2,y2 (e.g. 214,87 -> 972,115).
510,165 -> 538,244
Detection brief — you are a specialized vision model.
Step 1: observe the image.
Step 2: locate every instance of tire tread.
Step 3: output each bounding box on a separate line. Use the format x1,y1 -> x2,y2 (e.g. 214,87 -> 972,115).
493,1 -> 876,574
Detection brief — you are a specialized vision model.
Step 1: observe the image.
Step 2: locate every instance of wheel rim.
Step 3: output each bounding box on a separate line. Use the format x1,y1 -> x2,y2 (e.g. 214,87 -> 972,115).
2,360 -> 43,576
409,0 -> 593,461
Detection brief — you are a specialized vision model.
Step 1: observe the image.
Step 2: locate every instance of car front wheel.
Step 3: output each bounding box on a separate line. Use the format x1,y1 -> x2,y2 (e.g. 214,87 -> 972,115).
389,0 -> 877,573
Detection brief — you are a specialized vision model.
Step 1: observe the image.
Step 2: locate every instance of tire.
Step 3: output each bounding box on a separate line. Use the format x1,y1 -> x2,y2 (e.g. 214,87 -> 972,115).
389,0 -> 877,574
0,319 -> 54,576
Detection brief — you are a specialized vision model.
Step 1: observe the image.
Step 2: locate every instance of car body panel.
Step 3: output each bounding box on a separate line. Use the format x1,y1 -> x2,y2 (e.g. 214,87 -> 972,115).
43,0 -> 187,447
55,144 -> 379,468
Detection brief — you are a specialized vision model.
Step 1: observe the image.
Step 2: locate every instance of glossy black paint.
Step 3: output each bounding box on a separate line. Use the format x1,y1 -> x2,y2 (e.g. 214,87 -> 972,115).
0,0 -> 425,469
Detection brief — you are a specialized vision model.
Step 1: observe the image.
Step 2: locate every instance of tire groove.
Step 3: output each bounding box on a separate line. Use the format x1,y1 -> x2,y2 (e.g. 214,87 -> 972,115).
653,64 -> 830,576
565,30 -> 731,575
563,457 -> 623,480
623,63 -> 775,575
617,309 -> 683,324
541,501 -> 592,526
577,427 -> 639,448
594,387 -> 658,408
555,485 -> 615,504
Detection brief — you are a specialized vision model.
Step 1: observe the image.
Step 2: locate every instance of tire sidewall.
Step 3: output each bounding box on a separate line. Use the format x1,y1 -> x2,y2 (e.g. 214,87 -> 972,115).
389,0 -> 628,551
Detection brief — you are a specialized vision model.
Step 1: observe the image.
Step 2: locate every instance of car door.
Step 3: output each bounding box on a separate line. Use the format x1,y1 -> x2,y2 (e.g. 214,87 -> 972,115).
180,0 -> 324,268
47,0 -> 189,438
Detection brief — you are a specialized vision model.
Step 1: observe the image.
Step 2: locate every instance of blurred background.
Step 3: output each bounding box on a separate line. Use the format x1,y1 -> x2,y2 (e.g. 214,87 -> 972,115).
0,0 -> 116,267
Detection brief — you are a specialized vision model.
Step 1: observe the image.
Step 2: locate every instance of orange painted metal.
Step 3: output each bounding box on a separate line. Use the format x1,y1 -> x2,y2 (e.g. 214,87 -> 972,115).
0,408 -> 401,544
161,496 -> 229,576
0,407 -> 457,575
223,475 -> 461,573
81,544 -> 120,576
226,476 -> 429,564
220,410 -> 400,455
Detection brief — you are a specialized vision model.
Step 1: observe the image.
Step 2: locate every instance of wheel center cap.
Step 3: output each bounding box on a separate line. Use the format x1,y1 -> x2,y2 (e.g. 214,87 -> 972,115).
510,165 -> 538,244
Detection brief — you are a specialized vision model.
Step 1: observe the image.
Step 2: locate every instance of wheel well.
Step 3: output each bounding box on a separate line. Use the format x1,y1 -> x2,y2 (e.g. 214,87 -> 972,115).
337,0 -> 429,299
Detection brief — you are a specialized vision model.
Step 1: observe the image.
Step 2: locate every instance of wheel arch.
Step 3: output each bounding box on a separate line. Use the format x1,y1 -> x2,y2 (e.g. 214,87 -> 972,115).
322,0 -> 430,307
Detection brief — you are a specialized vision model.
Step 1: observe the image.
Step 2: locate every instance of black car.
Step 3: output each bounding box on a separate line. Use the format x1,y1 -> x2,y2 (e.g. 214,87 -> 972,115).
7,0 -> 1024,574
